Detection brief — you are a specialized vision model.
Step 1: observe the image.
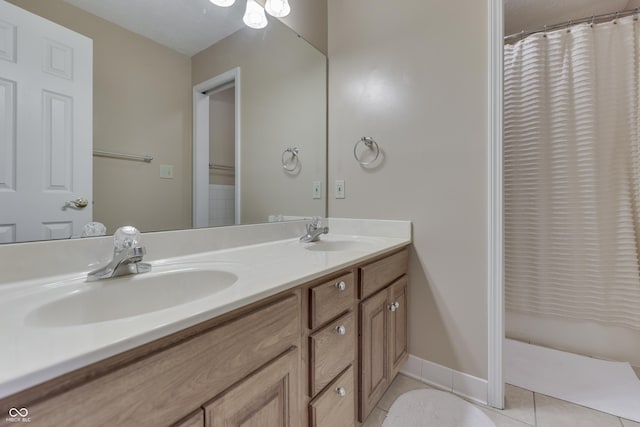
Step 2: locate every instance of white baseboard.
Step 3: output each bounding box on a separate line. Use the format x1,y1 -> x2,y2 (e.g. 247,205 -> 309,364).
400,354 -> 488,405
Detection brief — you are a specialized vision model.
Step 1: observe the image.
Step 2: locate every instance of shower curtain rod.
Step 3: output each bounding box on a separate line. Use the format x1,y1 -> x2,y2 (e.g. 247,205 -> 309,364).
504,7 -> 639,42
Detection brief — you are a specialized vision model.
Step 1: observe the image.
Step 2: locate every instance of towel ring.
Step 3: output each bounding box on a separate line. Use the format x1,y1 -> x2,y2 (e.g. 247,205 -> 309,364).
354,137 -> 380,165
282,147 -> 300,172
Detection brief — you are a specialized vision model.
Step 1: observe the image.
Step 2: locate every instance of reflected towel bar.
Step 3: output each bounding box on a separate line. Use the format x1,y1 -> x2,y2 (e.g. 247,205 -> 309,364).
209,163 -> 235,172
93,150 -> 153,163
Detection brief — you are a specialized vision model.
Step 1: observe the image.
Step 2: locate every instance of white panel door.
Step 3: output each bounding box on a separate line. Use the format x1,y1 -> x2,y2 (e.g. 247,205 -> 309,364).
0,1 -> 92,243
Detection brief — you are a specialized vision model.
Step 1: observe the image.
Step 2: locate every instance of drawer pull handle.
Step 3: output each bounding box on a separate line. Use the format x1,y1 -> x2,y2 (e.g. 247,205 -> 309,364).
388,301 -> 400,312
335,281 -> 347,291
336,387 -> 347,397
336,325 -> 347,335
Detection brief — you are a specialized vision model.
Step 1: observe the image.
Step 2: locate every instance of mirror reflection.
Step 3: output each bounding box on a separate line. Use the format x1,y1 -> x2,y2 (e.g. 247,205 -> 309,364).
0,0 -> 327,244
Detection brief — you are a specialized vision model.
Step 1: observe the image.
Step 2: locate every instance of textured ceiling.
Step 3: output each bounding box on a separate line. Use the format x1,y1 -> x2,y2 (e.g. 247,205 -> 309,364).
64,0 -> 246,56
505,0 -> 640,36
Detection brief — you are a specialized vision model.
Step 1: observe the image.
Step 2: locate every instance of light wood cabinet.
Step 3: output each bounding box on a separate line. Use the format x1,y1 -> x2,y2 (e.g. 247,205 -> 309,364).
359,248 -> 408,299
0,246 -> 410,427
358,249 -> 409,422
388,276 -> 408,380
204,347 -> 299,427
304,270 -> 357,427
359,287 -> 390,420
0,294 -> 300,427
309,365 -> 355,427
309,272 -> 355,330
309,311 -> 355,395
172,410 -> 205,427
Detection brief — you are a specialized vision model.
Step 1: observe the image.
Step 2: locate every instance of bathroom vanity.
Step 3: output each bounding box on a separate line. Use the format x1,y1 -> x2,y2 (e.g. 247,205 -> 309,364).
0,219 -> 410,426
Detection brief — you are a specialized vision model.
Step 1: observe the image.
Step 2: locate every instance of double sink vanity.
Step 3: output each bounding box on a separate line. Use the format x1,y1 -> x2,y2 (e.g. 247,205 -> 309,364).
0,218 -> 411,426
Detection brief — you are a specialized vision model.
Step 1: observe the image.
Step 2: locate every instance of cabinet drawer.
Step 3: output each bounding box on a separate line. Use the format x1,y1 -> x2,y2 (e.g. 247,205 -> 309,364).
359,248 -> 408,299
309,365 -> 355,427
309,311 -> 355,396
309,271 -> 355,329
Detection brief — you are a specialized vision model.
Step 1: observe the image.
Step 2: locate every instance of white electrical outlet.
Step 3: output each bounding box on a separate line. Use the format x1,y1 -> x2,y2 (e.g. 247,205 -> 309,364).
312,181 -> 322,199
335,180 -> 345,199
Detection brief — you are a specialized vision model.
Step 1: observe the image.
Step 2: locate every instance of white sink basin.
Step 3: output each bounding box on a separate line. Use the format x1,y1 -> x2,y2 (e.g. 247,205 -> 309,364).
25,264 -> 238,327
303,239 -> 377,252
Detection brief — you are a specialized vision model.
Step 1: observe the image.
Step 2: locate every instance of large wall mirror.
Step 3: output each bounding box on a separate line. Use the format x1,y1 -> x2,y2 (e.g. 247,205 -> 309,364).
0,0 -> 327,244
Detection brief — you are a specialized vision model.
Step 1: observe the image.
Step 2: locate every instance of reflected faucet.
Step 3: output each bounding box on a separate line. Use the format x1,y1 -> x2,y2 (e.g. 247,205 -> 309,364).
300,217 -> 329,243
87,226 -> 152,281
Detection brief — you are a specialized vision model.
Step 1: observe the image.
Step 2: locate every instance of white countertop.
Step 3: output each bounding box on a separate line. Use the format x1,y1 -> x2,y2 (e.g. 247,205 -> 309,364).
0,219 -> 411,398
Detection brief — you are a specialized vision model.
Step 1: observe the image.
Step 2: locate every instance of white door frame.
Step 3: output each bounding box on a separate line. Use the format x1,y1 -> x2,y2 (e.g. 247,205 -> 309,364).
488,0 -> 504,409
193,67 -> 241,227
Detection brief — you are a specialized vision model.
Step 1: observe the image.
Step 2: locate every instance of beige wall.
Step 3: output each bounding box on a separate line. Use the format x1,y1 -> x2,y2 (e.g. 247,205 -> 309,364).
193,22 -> 327,224
255,0 -> 328,54
277,0 -> 327,54
327,0 -> 489,378
209,88 -> 236,186
9,0 -> 193,235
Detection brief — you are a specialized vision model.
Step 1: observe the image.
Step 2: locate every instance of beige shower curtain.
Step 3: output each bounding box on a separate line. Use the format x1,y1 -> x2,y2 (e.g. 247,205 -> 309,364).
504,16 -> 640,330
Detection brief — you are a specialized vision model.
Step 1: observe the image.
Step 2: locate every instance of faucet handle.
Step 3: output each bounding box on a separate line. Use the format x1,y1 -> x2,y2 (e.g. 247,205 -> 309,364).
310,216 -> 323,228
113,226 -> 142,251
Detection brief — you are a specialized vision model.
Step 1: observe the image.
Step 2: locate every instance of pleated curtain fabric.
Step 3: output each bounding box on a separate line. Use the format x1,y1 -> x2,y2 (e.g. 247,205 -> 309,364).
504,16 -> 640,330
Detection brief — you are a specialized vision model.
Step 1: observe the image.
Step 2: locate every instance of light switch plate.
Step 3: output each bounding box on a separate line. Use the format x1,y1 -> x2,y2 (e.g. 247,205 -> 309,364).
335,180 -> 345,199
312,181 -> 322,199
160,164 -> 174,179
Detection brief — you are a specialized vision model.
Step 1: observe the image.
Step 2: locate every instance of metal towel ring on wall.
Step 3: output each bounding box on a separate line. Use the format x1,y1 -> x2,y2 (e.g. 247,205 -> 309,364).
282,147 -> 300,171
354,137 -> 380,165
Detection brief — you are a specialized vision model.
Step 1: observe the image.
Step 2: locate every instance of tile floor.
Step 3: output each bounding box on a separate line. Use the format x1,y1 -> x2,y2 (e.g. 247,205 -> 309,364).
362,374 -> 640,427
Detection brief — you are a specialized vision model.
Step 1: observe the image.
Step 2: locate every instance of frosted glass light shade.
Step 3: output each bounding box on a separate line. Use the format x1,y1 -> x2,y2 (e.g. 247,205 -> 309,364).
209,0 -> 236,6
243,0 -> 268,29
265,0 -> 290,17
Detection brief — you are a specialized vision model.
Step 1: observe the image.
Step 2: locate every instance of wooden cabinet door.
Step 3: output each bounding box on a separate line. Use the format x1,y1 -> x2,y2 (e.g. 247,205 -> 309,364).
388,276 -> 408,379
205,347 -> 299,427
358,288 -> 389,421
173,410 -> 204,427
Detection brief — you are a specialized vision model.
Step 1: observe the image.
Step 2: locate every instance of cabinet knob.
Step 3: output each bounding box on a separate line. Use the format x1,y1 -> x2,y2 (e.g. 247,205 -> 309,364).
388,301 -> 400,312
335,281 -> 347,291
336,387 -> 347,397
336,325 -> 346,335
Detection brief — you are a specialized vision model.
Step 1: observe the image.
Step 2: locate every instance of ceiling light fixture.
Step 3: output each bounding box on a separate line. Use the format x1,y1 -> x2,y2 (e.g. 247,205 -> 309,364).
209,0 -> 236,7
210,0 -> 291,29
265,0 -> 290,18
242,0 -> 268,29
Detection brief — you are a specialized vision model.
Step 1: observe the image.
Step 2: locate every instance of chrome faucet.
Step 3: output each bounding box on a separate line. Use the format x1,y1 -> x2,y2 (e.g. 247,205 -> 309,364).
87,226 -> 152,281
300,217 -> 329,243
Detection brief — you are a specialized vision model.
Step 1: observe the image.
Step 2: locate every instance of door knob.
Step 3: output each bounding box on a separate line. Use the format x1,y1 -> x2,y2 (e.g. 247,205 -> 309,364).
65,197 -> 89,209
